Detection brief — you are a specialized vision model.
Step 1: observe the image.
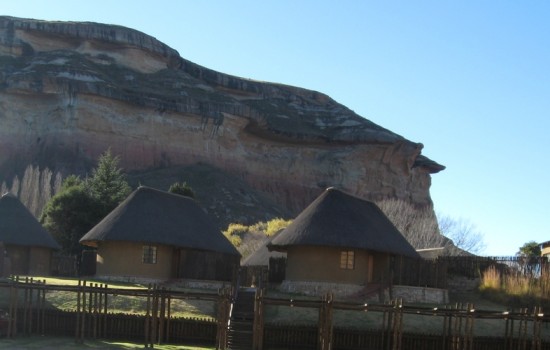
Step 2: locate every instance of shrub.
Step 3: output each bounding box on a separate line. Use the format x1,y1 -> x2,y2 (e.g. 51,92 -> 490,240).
223,223 -> 250,247
265,218 -> 292,236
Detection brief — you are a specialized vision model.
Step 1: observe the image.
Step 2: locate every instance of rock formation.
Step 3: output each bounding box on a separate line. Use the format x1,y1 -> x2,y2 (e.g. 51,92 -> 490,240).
0,16 -> 444,223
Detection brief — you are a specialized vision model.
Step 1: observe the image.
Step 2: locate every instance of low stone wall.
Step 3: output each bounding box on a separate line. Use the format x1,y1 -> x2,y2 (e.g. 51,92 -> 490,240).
391,285 -> 449,304
94,276 -> 229,290
94,275 -> 162,285
447,276 -> 480,293
278,280 -> 448,304
278,280 -> 364,297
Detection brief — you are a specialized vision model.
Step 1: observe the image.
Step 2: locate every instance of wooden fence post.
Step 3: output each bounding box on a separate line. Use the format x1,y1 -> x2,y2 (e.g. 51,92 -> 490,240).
391,299 -> 403,350
318,292 -> 333,350
7,276 -> 19,338
165,293 -> 171,343
532,307 -> 542,350
519,308 -> 528,350
81,280 -> 87,343
252,288 -> 265,350
151,284 -> 159,345
144,283 -> 151,348
158,287 -> 166,345
40,279 -> 46,336
74,280 -> 82,343
103,284 -> 108,338
216,288 -> 230,350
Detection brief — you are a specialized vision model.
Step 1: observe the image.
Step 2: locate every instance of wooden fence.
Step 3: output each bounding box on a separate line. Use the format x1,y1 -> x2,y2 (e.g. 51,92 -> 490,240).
392,256 -> 549,289
439,256 -> 549,279
1,277 -> 549,349
0,276 -> 229,348
253,292 -> 550,350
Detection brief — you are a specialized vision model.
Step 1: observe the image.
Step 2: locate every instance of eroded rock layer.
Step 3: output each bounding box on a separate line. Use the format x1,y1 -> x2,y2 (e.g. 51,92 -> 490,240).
0,16 -> 443,215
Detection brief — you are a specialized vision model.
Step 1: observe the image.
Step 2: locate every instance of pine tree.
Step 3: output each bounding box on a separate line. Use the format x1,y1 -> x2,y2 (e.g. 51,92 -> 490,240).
86,149 -> 131,212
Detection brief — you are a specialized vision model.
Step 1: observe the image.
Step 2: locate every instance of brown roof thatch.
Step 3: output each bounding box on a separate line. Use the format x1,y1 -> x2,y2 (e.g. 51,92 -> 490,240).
80,187 -> 240,256
268,188 -> 419,258
0,193 -> 60,249
242,235 -> 286,266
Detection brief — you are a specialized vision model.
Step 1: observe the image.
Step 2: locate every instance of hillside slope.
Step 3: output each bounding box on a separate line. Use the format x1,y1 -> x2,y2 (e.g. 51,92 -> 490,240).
0,16 -> 444,232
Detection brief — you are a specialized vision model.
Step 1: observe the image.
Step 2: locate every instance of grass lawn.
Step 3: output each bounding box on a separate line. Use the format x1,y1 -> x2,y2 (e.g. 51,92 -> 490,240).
0,276 -> 218,319
0,336 -> 214,349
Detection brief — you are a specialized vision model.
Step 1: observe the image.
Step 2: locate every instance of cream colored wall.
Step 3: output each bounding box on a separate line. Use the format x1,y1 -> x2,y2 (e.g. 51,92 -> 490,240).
96,242 -> 173,280
28,247 -> 52,276
542,244 -> 550,258
285,246 -> 376,285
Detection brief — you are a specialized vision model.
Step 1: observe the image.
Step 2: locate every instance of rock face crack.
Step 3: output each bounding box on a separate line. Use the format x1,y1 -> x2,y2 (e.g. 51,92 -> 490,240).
0,15 -> 444,217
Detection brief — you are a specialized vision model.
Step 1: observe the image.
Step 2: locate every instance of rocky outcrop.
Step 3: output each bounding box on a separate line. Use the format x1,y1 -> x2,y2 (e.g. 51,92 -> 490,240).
0,16 -> 444,217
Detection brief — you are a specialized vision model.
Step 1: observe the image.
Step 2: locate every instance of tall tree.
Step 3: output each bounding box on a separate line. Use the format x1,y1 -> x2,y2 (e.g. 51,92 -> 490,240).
86,149 -> 131,212
41,151 -> 132,256
517,241 -> 541,257
41,178 -> 101,255
437,214 -> 486,255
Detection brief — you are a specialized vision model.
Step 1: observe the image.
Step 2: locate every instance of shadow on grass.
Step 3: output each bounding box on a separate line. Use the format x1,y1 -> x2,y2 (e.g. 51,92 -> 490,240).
0,335 -> 214,349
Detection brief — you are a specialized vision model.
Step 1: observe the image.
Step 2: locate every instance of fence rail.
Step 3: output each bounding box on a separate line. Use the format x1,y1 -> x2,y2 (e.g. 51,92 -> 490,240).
1,277 -> 549,349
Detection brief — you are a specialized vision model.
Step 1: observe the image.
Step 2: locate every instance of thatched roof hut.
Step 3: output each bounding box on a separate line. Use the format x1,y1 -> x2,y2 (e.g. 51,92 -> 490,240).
0,192 -> 60,275
268,187 -> 419,258
267,187 -> 418,289
80,186 -> 240,281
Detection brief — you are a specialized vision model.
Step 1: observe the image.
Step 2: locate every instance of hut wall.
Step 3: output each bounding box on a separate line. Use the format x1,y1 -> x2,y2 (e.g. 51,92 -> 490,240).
6,244 -> 29,275
285,246 -> 372,285
96,242 -> 173,280
28,246 -> 52,276
542,242 -> 550,259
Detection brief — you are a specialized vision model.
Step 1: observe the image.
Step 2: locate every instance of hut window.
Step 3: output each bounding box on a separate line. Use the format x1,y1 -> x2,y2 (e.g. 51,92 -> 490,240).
142,245 -> 157,264
340,250 -> 355,270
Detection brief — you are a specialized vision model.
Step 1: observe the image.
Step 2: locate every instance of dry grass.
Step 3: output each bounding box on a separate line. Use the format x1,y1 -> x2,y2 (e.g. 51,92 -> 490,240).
479,265 -> 550,307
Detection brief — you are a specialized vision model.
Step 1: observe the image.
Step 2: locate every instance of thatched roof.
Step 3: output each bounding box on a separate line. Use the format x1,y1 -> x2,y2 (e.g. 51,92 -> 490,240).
268,188 -> 419,258
80,186 -> 240,256
0,193 -> 60,249
242,235 -> 286,266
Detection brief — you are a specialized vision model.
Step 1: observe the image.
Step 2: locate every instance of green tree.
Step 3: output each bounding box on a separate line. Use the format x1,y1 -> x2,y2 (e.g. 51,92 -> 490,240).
517,241 -> 541,257
41,150 -> 132,256
40,178 -> 101,255
86,149 -> 131,212
168,181 -> 195,198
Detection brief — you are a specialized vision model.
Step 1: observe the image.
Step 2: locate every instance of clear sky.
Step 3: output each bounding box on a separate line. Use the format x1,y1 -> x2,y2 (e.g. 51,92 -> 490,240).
3,1 -> 549,256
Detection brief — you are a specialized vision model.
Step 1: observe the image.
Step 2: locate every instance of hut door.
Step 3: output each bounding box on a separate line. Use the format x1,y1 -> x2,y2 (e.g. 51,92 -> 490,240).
367,254 -> 374,283
172,248 -> 181,278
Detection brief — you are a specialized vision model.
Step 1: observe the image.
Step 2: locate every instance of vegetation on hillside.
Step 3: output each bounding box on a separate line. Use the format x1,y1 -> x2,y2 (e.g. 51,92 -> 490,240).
0,164 -> 62,217
223,218 -> 292,258
168,181 -> 196,198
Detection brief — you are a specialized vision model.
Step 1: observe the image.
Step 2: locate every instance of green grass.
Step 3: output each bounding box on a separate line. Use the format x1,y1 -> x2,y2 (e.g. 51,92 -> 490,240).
0,335 -> 214,349
0,276 -> 217,319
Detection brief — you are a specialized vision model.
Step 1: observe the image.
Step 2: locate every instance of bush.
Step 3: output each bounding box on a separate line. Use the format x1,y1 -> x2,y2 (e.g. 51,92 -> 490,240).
265,218 -> 292,236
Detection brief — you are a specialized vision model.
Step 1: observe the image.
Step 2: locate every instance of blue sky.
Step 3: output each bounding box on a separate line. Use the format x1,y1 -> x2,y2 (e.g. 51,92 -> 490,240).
3,1 -> 549,255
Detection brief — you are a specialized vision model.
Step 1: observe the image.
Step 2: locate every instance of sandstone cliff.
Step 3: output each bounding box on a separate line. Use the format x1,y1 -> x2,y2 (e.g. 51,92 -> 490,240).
0,16 -> 444,224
